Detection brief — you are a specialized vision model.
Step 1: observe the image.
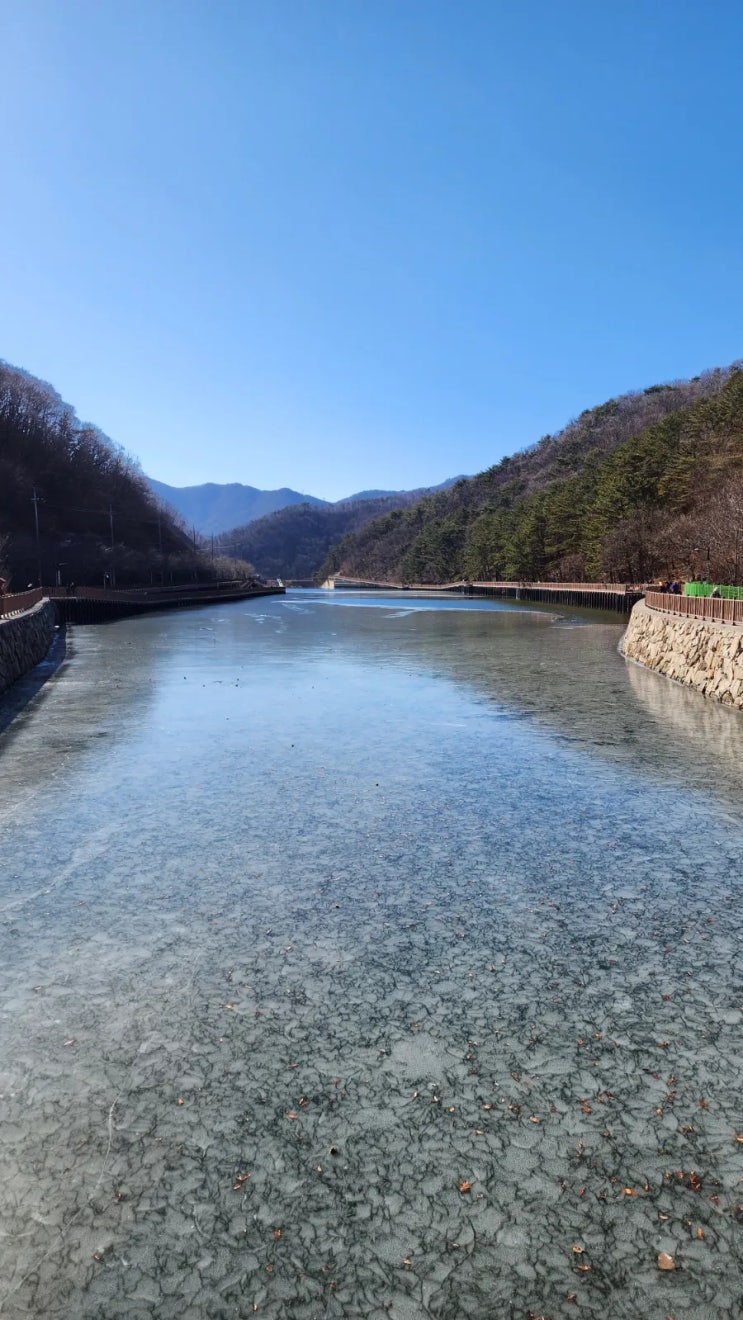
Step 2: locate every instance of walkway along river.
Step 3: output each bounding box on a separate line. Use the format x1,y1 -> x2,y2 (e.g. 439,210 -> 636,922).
0,589 -> 741,1319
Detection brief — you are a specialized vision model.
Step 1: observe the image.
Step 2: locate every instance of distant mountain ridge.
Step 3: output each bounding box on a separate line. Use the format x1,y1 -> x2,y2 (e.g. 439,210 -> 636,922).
147,479 -> 326,536
341,478 -> 466,504
147,476 -> 465,536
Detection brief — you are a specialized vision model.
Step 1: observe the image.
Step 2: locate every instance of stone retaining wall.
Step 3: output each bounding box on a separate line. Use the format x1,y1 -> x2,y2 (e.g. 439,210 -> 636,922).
621,600 -> 743,710
0,600 -> 58,697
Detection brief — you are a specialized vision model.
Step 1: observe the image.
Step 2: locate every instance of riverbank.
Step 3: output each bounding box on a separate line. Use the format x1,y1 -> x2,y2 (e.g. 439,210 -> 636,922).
622,598 -> 743,710
0,599 -> 57,699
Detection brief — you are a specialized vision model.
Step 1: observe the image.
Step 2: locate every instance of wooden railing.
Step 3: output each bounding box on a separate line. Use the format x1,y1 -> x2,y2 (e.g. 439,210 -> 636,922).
0,588 -> 45,618
645,591 -> 743,625
469,580 -> 636,594
331,576 -> 636,593
0,580 -> 281,620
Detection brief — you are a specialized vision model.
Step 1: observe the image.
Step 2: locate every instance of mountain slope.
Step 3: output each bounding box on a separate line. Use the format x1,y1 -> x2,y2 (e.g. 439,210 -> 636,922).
0,361 -> 212,588
217,486 -> 457,579
321,365 -> 743,586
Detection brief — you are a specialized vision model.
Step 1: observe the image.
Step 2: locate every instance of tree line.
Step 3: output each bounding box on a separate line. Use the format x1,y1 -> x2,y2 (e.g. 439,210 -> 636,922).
215,491 -> 443,580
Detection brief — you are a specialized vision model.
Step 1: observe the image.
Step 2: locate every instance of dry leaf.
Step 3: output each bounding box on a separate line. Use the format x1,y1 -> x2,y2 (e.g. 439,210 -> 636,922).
286,1112 -> 298,1121
657,1252 -> 676,1271
696,1227 -> 705,1240
571,1245 -> 584,1255
176,1097 -> 184,1106
458,1180 -> 472,1193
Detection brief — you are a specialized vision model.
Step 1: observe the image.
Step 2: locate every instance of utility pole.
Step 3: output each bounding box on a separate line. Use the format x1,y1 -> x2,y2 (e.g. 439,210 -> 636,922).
157,512 -> 164,585
109,504 -> 116,587
31,486 -> 42,586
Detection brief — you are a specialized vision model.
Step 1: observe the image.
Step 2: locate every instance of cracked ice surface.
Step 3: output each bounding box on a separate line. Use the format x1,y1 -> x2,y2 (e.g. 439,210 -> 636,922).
0,590 -> 742,1320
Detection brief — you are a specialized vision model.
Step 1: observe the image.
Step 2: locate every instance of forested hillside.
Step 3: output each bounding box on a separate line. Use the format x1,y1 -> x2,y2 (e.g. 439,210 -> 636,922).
0,362 -> 227,589
216,492 -> 435,580
322,366 -> 743,585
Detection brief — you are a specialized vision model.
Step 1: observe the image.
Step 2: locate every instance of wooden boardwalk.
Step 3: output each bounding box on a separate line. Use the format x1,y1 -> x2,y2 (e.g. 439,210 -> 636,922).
325,577 -> 643,614
0,581 -> 284,624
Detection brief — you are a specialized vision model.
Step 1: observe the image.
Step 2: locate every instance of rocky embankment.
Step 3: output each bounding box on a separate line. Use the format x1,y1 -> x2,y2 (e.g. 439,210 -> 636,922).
622,600 -> 743,710
0,600 -> 57,697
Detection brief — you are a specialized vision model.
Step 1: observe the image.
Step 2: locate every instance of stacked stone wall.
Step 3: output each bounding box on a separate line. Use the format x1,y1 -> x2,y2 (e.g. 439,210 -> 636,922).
0,600 -> 58,697
622,600 -> 743,710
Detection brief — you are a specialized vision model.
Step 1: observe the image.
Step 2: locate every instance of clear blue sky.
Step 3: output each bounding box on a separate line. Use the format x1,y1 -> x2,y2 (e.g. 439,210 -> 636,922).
1,1 -> 741,501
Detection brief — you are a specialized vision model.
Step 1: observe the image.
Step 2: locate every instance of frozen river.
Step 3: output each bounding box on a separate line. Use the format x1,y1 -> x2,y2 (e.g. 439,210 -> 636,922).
0,589 -> 742,1319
